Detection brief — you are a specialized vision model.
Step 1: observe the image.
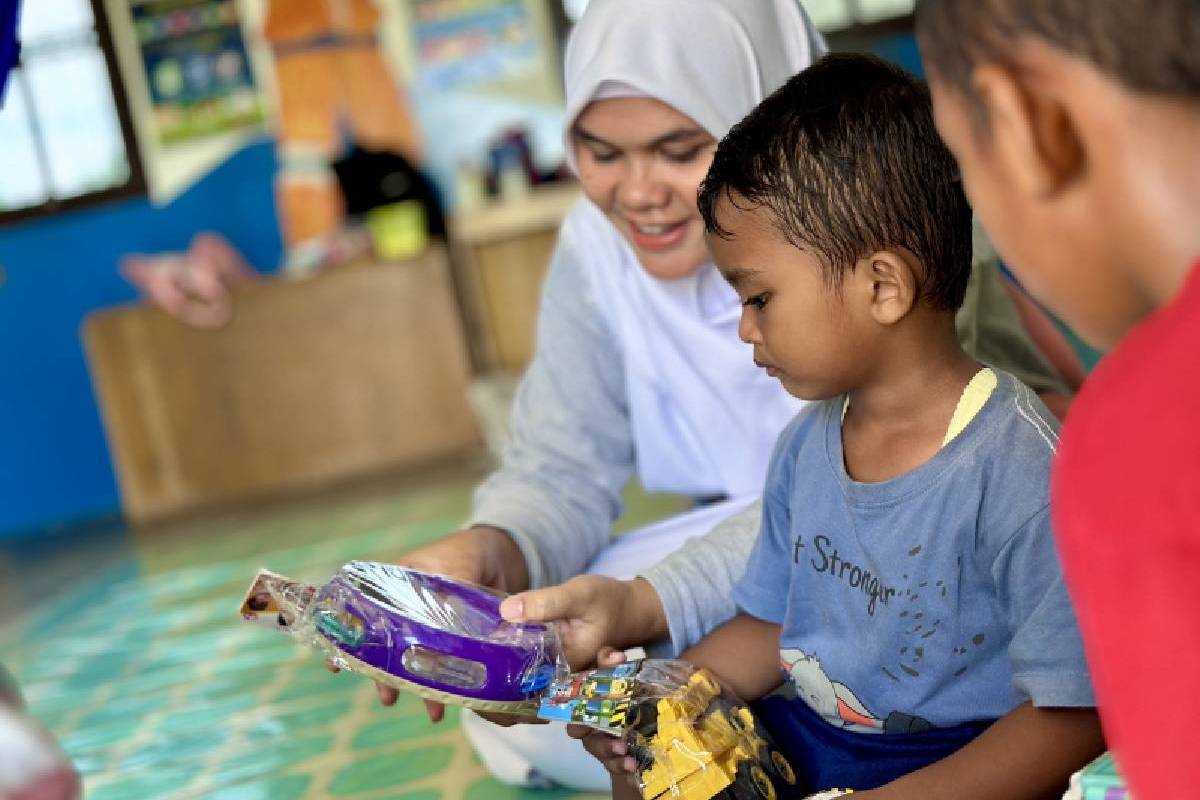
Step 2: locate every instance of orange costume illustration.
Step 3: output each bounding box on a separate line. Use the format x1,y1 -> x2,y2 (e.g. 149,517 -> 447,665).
263,0 -> 421,245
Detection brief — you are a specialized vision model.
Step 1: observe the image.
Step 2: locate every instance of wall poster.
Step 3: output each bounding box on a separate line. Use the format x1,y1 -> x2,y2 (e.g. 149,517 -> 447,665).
409,0 -> 543,93
131,0 -> 265,144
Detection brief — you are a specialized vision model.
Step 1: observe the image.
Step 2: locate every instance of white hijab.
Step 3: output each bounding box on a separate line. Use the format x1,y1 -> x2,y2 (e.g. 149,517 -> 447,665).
561,0 -> 826,498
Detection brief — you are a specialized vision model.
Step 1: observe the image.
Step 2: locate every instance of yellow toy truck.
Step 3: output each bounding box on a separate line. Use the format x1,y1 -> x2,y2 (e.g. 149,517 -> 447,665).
629,670 -> 798,800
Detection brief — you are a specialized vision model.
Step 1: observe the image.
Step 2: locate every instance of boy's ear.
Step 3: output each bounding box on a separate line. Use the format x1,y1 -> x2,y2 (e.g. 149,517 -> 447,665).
972,62 -> 1084,200
861,250 -> 918,326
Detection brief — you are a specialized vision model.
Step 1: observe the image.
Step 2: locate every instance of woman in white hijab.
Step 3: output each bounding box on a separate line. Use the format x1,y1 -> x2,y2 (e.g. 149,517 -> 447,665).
388,0 -> 1068,791
436,1 -> 825,788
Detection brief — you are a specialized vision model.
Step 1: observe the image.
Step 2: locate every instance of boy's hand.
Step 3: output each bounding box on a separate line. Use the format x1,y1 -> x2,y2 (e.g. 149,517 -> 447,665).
567,649 -> 640,779
499,575 -> 668,670
572,727 -> 639,779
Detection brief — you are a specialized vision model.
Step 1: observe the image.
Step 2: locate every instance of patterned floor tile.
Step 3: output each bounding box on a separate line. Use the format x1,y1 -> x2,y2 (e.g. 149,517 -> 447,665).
207,773 -> 312,800
327,747 -> 455,795
1,466 -> 685,798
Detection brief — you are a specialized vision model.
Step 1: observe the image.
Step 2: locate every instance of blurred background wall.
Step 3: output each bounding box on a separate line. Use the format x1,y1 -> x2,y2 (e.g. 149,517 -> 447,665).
0,0 -> 927,539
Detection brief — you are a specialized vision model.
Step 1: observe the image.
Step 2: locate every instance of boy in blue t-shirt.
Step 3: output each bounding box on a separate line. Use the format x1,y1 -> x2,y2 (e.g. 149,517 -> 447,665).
597,55 -> 1103,799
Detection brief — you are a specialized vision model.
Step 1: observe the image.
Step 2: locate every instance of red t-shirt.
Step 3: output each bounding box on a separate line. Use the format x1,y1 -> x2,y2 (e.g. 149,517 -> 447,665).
1053,262 -> 1200,798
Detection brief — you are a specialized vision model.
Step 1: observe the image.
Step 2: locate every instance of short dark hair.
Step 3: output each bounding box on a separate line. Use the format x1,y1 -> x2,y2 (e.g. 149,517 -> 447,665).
916,0 -> 1200,104
698,53 -> 973,312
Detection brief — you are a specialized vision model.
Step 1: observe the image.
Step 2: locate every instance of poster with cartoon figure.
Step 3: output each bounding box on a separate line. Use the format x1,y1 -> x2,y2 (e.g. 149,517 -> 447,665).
409,0 -> 541,93
133,0 -> 265,145
781,647 -> 933,734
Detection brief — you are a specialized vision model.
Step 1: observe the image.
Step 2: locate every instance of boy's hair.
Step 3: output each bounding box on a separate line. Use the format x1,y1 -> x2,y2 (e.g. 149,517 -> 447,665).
698,53 -> 972,312
916,0 -> 1200,106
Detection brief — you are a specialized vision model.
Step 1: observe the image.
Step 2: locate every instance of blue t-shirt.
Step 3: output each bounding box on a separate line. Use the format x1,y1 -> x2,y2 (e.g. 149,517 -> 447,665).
735,370 -> 1093,736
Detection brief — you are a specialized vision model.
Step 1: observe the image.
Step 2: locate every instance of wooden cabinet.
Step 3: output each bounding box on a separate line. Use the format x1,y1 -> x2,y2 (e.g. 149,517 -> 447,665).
83,246 -> 479,523
450,183 -> 580,372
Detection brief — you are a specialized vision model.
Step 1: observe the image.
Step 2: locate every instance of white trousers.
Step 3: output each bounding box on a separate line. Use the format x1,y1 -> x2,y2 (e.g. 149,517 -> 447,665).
462,499 -> 754,791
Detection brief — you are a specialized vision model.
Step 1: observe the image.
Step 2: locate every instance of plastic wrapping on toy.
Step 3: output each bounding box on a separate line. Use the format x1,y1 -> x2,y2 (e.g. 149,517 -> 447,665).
239,562 -> 567,715
537,659 -> 800,800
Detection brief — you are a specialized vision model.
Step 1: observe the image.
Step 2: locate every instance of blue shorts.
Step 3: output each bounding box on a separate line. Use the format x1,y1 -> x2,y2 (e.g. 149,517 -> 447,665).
753,693 -> 996,792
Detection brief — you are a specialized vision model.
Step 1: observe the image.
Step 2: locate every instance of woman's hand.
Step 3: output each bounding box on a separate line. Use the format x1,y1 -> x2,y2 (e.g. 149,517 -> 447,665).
500,575 -> 668,670
397,526 -> 529,595
330,525 -> 529,721
568,723 -> 640,780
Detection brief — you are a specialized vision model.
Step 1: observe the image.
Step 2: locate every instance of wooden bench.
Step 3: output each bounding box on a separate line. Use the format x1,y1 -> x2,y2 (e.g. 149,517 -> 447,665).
83,246 -> 479,523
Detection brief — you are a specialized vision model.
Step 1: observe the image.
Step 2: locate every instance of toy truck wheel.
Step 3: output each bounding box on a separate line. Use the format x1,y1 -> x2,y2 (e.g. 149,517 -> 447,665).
627,738 -> 655,772
629,699 -> 659,737
750,764 -> 777,800
732,761 -> 778,800
770,750 -> 796,785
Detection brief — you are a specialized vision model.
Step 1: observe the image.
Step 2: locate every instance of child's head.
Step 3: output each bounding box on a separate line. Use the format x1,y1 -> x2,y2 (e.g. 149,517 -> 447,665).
698,53 -> 972,401
916,0 -> 1200,348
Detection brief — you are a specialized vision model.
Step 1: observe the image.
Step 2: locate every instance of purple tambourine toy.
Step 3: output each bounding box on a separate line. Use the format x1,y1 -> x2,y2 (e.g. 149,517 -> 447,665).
241,562 -> 566,715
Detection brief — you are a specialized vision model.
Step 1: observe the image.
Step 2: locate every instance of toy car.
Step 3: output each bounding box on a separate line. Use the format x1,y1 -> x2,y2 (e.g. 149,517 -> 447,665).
629,670 -> 798,800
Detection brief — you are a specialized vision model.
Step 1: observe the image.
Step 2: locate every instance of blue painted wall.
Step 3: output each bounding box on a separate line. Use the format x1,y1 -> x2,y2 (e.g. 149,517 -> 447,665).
870,32 -> 926,77
0,141 -> 283,539
0,85 -> 565,541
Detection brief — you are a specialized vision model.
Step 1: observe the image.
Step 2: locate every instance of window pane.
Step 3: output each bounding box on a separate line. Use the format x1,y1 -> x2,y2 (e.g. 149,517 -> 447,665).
856,0 -> 916,24
18,0 -> 95,45
0,71 -> 50,211
803,0 -> 855,32
25,47 -> 130,200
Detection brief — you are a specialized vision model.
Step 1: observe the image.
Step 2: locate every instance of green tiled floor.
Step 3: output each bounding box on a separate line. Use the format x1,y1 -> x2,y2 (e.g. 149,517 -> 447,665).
1,465 -> 685,799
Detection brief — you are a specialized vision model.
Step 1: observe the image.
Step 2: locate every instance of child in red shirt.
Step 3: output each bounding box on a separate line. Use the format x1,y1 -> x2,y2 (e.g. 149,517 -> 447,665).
915,2 -> 1200,798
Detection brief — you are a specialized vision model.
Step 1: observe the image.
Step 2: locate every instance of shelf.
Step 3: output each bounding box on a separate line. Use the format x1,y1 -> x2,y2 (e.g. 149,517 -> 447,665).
450,182 -> 580,245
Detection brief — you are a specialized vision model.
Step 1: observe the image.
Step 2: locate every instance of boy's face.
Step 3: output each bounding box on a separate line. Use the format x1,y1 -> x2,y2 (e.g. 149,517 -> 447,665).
707,199 -> 868,401
927,66 -> 1149,350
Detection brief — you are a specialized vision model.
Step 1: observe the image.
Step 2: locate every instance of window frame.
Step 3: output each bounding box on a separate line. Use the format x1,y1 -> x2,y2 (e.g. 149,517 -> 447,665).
0,0 -> 146,227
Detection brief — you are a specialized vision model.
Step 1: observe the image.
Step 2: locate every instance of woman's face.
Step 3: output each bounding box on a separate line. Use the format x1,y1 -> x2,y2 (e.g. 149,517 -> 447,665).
573,97 -> 717,280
